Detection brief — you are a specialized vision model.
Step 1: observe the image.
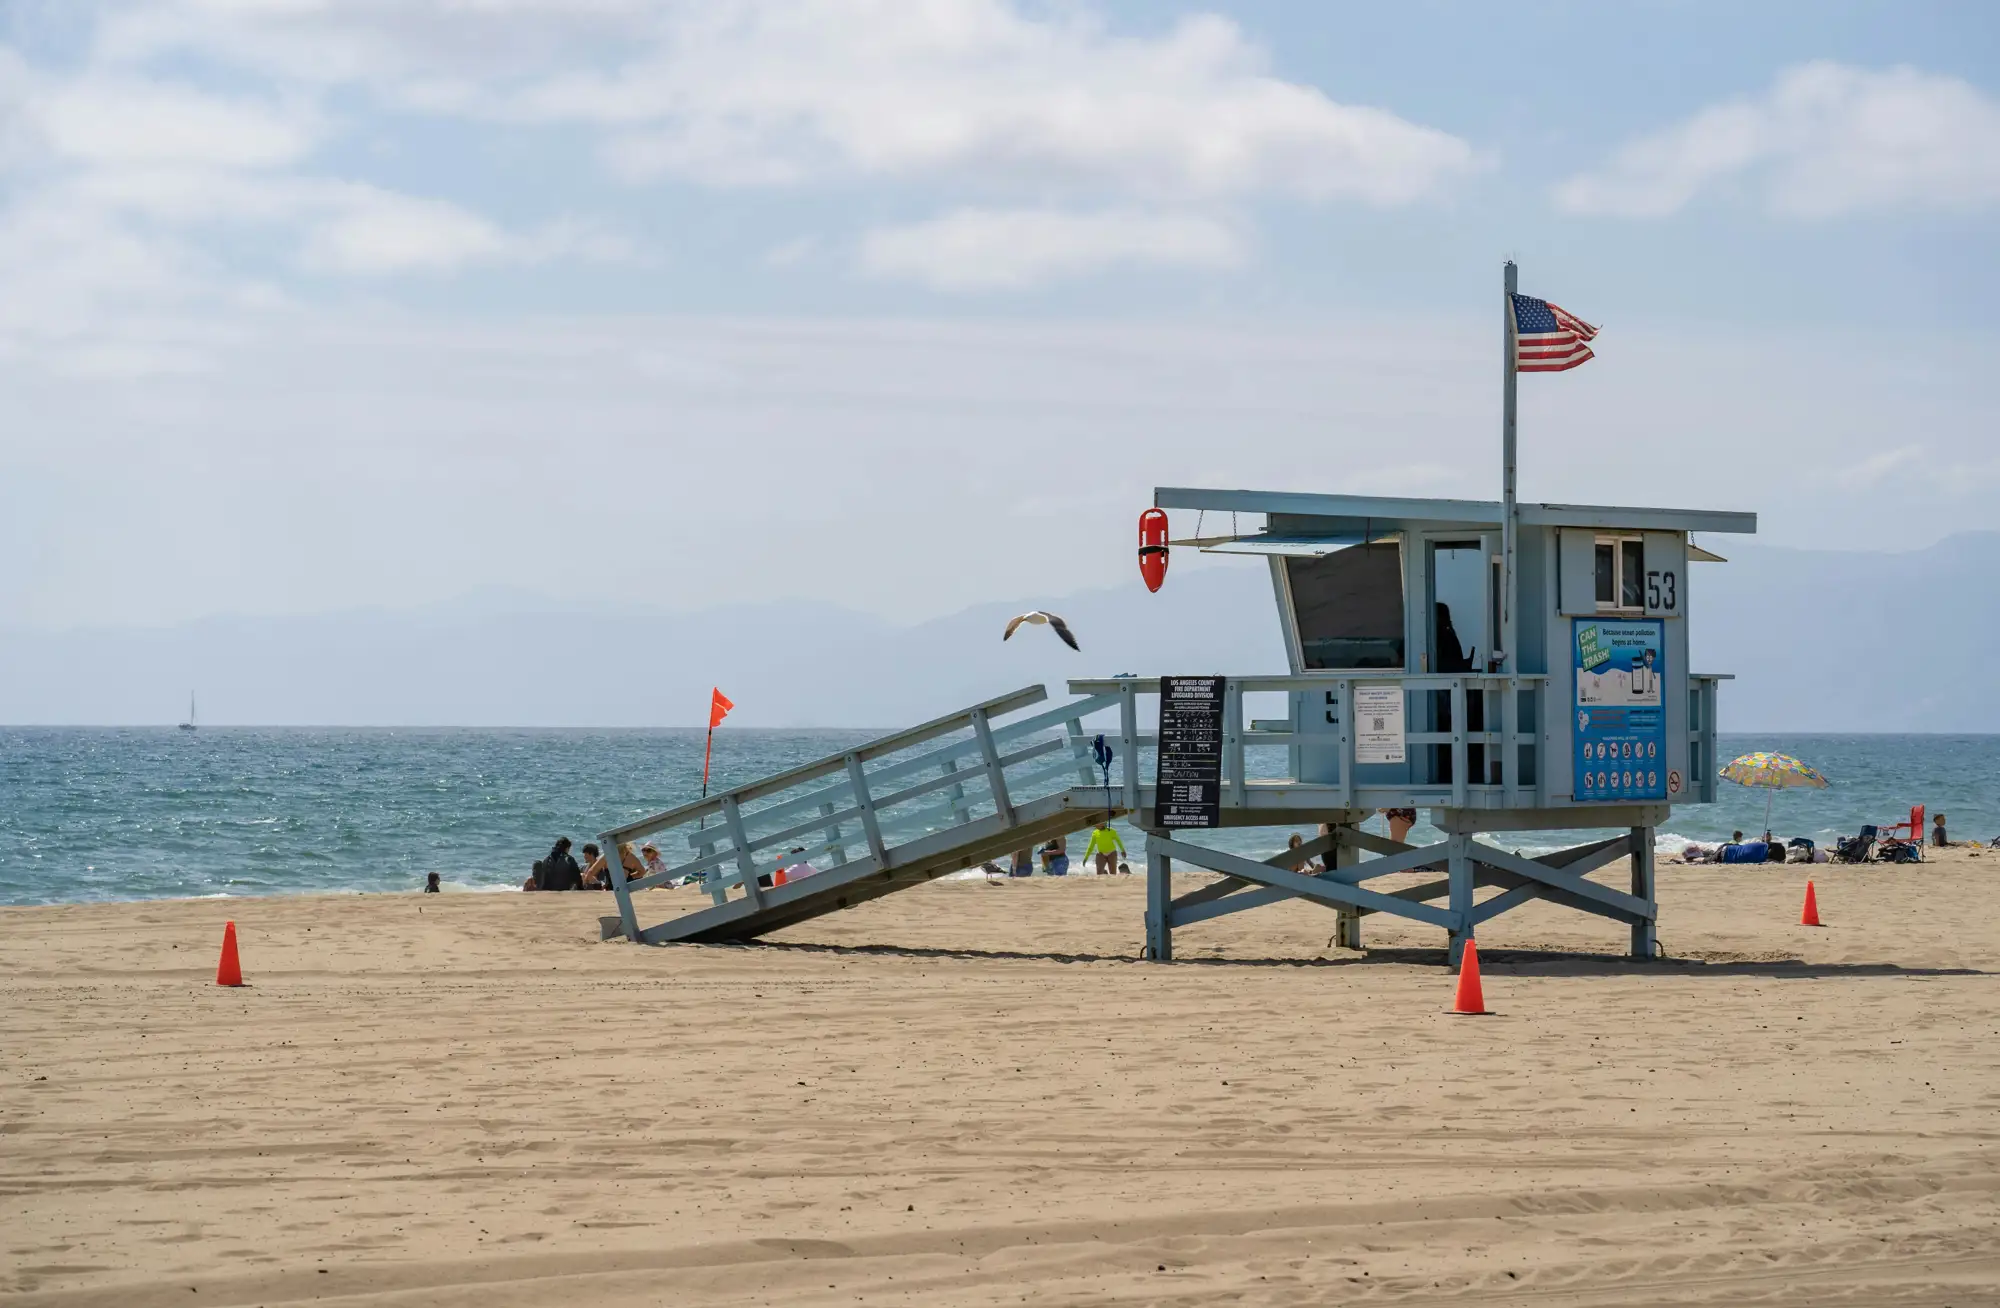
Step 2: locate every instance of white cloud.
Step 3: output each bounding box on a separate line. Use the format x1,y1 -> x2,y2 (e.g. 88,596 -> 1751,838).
301,193 -> 641,274
38,78 -> 319,169
549,7 -> 1481,202
92,1 -> 1481,206
861,207 -> 1242,290
1556,62 -> 2000,218
300,187 -> 512,273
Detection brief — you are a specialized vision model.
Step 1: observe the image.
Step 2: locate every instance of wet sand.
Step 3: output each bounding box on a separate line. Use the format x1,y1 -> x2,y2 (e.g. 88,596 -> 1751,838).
4,847 -> 1998,1305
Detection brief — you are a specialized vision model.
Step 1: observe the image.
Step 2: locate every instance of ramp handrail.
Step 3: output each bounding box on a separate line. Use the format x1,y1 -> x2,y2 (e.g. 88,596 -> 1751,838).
597,685 -> 1126,941
603,685 -> 1048,846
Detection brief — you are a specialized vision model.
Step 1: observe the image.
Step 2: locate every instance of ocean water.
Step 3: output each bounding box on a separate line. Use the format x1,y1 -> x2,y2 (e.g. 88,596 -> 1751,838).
1,728 -> 1995,907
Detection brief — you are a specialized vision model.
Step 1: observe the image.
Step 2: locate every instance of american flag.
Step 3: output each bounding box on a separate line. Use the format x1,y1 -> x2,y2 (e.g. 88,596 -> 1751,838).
1510,294 -> 1598,372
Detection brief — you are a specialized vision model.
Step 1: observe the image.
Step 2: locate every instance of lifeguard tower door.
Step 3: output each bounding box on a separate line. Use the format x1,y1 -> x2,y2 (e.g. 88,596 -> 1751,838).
1427,537 -> 1496,786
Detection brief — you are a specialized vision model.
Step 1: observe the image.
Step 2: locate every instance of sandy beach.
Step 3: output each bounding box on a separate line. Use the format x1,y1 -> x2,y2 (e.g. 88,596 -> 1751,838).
5,849 -> 1998,1306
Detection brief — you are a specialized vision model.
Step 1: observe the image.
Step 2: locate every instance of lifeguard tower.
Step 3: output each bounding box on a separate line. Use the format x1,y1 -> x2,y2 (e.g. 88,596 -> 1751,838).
596,486 -> 1753,962
597,266 -> 1756,963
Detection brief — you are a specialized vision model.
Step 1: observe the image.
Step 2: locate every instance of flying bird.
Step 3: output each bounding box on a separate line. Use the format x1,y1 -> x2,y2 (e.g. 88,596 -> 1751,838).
1003,610 -> 1079,651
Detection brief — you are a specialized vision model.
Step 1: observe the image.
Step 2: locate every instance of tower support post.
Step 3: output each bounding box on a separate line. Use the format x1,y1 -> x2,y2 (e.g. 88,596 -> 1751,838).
1629,825 -> 1658,958
1145,838 -> 1173,961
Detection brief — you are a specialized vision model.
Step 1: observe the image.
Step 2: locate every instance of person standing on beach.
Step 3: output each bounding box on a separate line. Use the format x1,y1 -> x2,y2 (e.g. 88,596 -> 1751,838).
1083,822 -> 1126,875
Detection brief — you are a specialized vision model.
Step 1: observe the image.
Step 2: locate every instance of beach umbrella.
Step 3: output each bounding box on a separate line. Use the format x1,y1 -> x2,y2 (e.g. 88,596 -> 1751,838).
1719,751 -> 1829,833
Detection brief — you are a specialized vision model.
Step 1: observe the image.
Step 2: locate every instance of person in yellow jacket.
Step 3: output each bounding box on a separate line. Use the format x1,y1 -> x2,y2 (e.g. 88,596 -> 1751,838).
1083,821 -> 1128,875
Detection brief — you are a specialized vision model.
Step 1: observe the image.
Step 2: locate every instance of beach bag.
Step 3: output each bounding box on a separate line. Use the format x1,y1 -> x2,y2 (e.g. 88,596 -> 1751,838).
1719,841 -> 1767,864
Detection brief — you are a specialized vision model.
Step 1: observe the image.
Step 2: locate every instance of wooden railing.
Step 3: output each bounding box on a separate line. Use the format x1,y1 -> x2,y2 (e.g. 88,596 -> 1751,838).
597,686 -> 1120,940
1067,673 -> 1551,811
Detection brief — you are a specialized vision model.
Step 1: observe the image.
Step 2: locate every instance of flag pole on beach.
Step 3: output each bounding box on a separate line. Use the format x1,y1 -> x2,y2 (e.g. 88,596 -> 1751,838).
695,687 -> 734,837
1500,260 -> 1520,675
702,687 -> 734,801
1501,265 -> 1600,676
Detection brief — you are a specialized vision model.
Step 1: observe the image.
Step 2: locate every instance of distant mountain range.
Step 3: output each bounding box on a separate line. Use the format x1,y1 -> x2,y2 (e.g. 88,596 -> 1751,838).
4,534 -> 1994,732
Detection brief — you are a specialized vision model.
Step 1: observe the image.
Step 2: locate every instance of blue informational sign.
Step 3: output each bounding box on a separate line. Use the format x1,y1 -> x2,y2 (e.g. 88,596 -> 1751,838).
1571,618 -> 1667,803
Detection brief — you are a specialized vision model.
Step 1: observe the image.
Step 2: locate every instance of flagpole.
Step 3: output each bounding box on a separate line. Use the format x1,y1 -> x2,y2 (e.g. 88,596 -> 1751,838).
1500,259 -> 1519,677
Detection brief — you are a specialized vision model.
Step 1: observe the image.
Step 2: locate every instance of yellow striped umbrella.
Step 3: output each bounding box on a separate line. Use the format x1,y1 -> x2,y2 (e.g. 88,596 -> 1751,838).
1719,751 -> 1829,832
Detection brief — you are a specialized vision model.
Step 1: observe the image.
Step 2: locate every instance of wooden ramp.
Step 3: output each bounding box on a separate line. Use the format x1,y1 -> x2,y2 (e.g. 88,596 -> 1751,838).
599,686 -> 1131,945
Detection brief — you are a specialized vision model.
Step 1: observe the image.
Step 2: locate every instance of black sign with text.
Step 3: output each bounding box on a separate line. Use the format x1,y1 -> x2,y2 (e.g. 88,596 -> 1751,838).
1156,675 -> 1225,829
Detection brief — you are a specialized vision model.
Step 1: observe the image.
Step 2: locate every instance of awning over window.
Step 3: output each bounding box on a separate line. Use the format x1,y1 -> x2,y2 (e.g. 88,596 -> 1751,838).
1193,531 -> 1400,558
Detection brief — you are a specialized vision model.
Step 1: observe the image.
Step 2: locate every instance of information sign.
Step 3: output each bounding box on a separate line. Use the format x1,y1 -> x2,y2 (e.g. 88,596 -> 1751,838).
1156,675 -> 1225,828
1571,618 -> 1667,802
1353,685 -> 1406,765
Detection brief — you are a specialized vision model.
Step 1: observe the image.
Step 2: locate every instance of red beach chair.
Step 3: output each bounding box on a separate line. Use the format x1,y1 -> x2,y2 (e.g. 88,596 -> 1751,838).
1880,804 -> 1925,845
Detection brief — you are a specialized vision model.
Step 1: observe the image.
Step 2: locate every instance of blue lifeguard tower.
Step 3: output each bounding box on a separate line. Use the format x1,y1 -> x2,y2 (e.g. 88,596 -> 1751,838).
596,486 -> 1752,963
597,265 -> 1756,962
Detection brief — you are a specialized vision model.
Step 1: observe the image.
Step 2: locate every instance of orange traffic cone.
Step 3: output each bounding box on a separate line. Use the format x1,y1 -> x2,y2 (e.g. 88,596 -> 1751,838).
216,921 -> 244,987
1450,938 -> 1488,1015
773,868 -> 789,887
1800,880 -> 1822,928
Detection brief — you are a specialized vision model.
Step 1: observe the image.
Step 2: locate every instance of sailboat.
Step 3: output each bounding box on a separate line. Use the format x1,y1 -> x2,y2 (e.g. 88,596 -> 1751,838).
180,692 -> 197,731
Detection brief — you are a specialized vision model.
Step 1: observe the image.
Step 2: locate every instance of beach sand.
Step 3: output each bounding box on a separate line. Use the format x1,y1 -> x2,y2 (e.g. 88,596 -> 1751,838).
5,848 -> 1998,1305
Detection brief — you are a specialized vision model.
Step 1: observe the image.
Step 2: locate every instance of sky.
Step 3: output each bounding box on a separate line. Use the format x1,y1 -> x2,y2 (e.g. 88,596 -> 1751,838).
3,0 -> 1997,631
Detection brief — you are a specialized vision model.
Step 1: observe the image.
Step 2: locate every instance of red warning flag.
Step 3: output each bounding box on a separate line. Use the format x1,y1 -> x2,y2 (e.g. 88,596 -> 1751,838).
709,688 -> 734,729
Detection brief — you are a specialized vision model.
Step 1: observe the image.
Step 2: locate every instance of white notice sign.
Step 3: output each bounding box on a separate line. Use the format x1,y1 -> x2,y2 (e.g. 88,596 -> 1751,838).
1353,686 -> 1406,764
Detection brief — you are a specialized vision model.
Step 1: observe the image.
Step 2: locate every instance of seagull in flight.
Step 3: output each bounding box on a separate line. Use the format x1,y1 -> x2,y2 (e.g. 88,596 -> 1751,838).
1003,610 -> 1079,651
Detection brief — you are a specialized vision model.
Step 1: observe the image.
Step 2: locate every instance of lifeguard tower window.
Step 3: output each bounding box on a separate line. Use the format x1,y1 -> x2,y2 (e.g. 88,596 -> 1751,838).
1594,536 -> 1645,612
1283,542 -> 1406,669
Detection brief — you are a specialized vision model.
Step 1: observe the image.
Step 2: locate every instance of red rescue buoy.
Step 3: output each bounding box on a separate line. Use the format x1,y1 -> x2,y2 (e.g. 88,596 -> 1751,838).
1138,508 -> 1169,593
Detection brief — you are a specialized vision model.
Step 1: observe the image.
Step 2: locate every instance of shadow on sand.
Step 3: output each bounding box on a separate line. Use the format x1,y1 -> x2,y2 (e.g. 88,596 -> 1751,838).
711,938 -> 1988,979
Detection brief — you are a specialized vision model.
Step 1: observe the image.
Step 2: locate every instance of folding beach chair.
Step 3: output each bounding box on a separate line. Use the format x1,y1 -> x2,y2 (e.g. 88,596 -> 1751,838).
1880,804 -> 1925,845
1832,826 -> 1877,864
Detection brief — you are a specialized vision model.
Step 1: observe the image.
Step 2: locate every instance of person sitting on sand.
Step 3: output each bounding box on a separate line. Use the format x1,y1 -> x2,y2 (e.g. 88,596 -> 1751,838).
1679,843 -> 1718,863
1040,835 -> 1070,877
1083,822 -> 1126,875
1284,832 -> 1320,873
1933,812 -> 1950,847
538,837 -> 582,892
578,843 -> 614,890
1010,848 -> 1033,878
424,872 -> 441,893
639,843 -> 670,882
616,843 -> 645,883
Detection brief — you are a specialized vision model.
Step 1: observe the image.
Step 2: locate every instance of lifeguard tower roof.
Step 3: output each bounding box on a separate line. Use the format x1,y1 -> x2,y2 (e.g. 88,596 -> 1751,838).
1156,487 -> 1757,538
